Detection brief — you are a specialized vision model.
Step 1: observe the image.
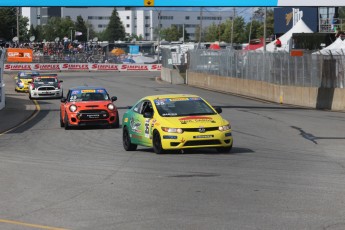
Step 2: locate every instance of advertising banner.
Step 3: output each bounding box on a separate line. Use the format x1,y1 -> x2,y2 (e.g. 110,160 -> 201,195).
6,48 -> 33,63
3,63 -> 162,72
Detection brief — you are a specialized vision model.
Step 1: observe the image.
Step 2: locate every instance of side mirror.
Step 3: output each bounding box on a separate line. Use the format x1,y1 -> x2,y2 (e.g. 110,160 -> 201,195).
127,106 -> 132,109
60,97 -> 67,103
214,106 -> 222,114
111,96 -> 117,102
59,80 -> 63,83
28,80 -> 32,83
143,112 -> 153,118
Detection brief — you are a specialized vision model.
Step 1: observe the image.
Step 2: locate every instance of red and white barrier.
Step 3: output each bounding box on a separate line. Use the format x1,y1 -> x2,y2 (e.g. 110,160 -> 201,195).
4,63 -> 162,72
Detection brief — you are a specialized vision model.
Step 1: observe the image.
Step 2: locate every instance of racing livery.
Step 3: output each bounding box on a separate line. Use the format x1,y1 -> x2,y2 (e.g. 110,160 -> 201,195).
14,71 -> 39,92
122,94 -> 233,154
28,74 -> 63,99
60,86 -> 119,129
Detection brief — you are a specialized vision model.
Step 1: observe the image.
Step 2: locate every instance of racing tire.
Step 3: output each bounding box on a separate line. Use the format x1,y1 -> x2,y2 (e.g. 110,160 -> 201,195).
60,112 -> 64,127
111,111 -> 120,128
64,114 -> 70,130
153,130 -> 165,154
216,144 -> 232,153
123,126 -> 137,151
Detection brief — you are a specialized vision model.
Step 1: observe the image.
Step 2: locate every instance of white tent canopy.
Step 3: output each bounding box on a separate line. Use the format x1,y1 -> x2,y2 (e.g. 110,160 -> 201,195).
313,37 -> 345,55
258,19 -> 313,52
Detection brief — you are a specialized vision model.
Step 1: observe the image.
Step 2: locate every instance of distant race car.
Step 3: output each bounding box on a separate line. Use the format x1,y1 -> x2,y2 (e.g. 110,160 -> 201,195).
28,74 -> 63,99
122,94 -> 233,154
14,71 -> 39,92
60,86 -> 120,129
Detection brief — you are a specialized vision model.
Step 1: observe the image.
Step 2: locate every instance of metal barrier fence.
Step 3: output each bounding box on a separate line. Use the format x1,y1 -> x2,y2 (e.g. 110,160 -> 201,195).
0,48 -> 5,110
188,49 -> 345,88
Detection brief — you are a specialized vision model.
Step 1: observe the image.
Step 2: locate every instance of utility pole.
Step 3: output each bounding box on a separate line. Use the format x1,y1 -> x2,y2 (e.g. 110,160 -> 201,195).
157,10 -> 161,64
16,7 -> 19,43
263,7 -> 267,52
231,7 -> 235,48
198,7 -> 203,46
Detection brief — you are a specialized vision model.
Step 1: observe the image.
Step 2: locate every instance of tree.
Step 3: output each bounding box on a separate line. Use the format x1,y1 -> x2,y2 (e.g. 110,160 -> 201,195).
74,15 -> 87,42
41,17 -> 74,42
103,8 -> 125,42
0,7 -> 28,41
160,25 -> 182,42
204,22 -> 221,42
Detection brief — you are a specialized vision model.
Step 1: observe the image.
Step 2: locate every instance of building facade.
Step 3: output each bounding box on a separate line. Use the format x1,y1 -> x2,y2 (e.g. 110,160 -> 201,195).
30,7 -> 234,41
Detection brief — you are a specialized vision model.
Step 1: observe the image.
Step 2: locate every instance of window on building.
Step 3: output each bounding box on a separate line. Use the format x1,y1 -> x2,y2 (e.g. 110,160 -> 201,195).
126,24 -> 130,28
127,16 -> 130,19
145,24 -> 150,27
185,16 -> 189,20
145,16 -> 150,19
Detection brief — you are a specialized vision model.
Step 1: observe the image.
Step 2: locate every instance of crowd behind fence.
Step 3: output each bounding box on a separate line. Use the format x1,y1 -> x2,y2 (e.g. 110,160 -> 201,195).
187,49 -> 345,89
1,41 -> 158,64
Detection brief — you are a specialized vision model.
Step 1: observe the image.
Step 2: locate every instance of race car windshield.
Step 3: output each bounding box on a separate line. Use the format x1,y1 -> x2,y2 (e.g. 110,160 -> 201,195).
34,77 -> 57,83
68,89 -> 109,102
19,74 -> 39,79
154,97 -> 216,117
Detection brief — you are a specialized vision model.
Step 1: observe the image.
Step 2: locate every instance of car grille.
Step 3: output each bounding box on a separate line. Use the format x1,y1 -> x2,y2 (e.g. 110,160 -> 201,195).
77,110 -> 109,120
38,86 -> 55,91
182,127 -> 219,132
183,140 -> 221,146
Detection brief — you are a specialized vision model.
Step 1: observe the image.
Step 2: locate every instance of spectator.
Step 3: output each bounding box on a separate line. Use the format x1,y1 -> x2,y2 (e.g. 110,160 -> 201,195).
274,37 -> 282,48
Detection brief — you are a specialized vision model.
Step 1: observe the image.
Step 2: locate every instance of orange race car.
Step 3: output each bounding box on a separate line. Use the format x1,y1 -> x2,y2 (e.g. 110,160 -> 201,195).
60,86 -> 119,129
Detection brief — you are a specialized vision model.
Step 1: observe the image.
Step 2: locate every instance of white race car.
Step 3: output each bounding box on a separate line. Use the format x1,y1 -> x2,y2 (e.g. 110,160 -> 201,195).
29,74 -> 63,99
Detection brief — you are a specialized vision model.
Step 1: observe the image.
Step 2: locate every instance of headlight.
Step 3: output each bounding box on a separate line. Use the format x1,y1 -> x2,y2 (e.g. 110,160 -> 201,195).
161,127 -> 183,134
219,124 -> 231,131
69,104 -> 77,112
107,103 -> 115,110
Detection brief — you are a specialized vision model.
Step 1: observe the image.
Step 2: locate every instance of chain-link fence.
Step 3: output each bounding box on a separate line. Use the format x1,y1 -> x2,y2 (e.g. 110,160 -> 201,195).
188,49 -> 345,88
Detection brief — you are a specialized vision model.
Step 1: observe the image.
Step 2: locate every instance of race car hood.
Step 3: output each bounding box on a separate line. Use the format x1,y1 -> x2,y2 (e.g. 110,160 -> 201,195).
69,101 -> 113,109
33,82 -> 58,88
157,114 -> 227,127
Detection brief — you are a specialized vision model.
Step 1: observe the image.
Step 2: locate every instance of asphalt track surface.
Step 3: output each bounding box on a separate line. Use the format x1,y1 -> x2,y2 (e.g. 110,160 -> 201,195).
1,72 -> 345,230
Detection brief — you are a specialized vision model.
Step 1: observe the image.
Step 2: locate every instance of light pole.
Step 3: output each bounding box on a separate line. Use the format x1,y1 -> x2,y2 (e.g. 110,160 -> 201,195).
69,27 -> 73,43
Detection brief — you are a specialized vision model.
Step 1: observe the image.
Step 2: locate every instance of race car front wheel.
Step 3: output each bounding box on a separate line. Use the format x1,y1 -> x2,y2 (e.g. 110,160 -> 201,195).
153,130 -> 165,154
64,113 -> 70,130
123,126 -> 137,151
60,112 -> 64,127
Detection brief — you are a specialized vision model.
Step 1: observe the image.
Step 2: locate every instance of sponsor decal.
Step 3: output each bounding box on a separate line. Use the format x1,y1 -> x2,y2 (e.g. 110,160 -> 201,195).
130,117 -> 142,133
124,118 -> 128,122
81,90 -> 96,93
163,135 -> 178,139
179,116 -> 214,124
121,64 -> 149,71
193,135 -> 214,138
91,64 -> 119,70
132,134 -> 142,139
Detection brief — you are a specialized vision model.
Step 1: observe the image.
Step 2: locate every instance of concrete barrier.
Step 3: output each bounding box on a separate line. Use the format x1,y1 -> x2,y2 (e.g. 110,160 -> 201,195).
186,71 -> 345,111
161,67 -> 185,84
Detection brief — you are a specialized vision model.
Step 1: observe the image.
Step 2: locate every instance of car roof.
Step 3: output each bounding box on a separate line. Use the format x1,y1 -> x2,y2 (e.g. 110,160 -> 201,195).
69,86 -> 107,91
144,94 -> 201,100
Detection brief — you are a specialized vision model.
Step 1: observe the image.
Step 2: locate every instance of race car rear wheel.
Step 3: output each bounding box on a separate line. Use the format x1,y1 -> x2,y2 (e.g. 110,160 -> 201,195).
123,126 -> 137,151
153,130 -> 165,154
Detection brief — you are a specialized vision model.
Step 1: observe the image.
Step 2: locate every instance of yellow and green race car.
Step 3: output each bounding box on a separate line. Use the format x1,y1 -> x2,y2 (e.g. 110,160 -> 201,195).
122,94 -> 233,154
14,71 -> 40,92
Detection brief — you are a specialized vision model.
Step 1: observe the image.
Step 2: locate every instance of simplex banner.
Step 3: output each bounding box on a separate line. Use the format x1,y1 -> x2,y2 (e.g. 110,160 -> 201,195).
3,63 -> 162,72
